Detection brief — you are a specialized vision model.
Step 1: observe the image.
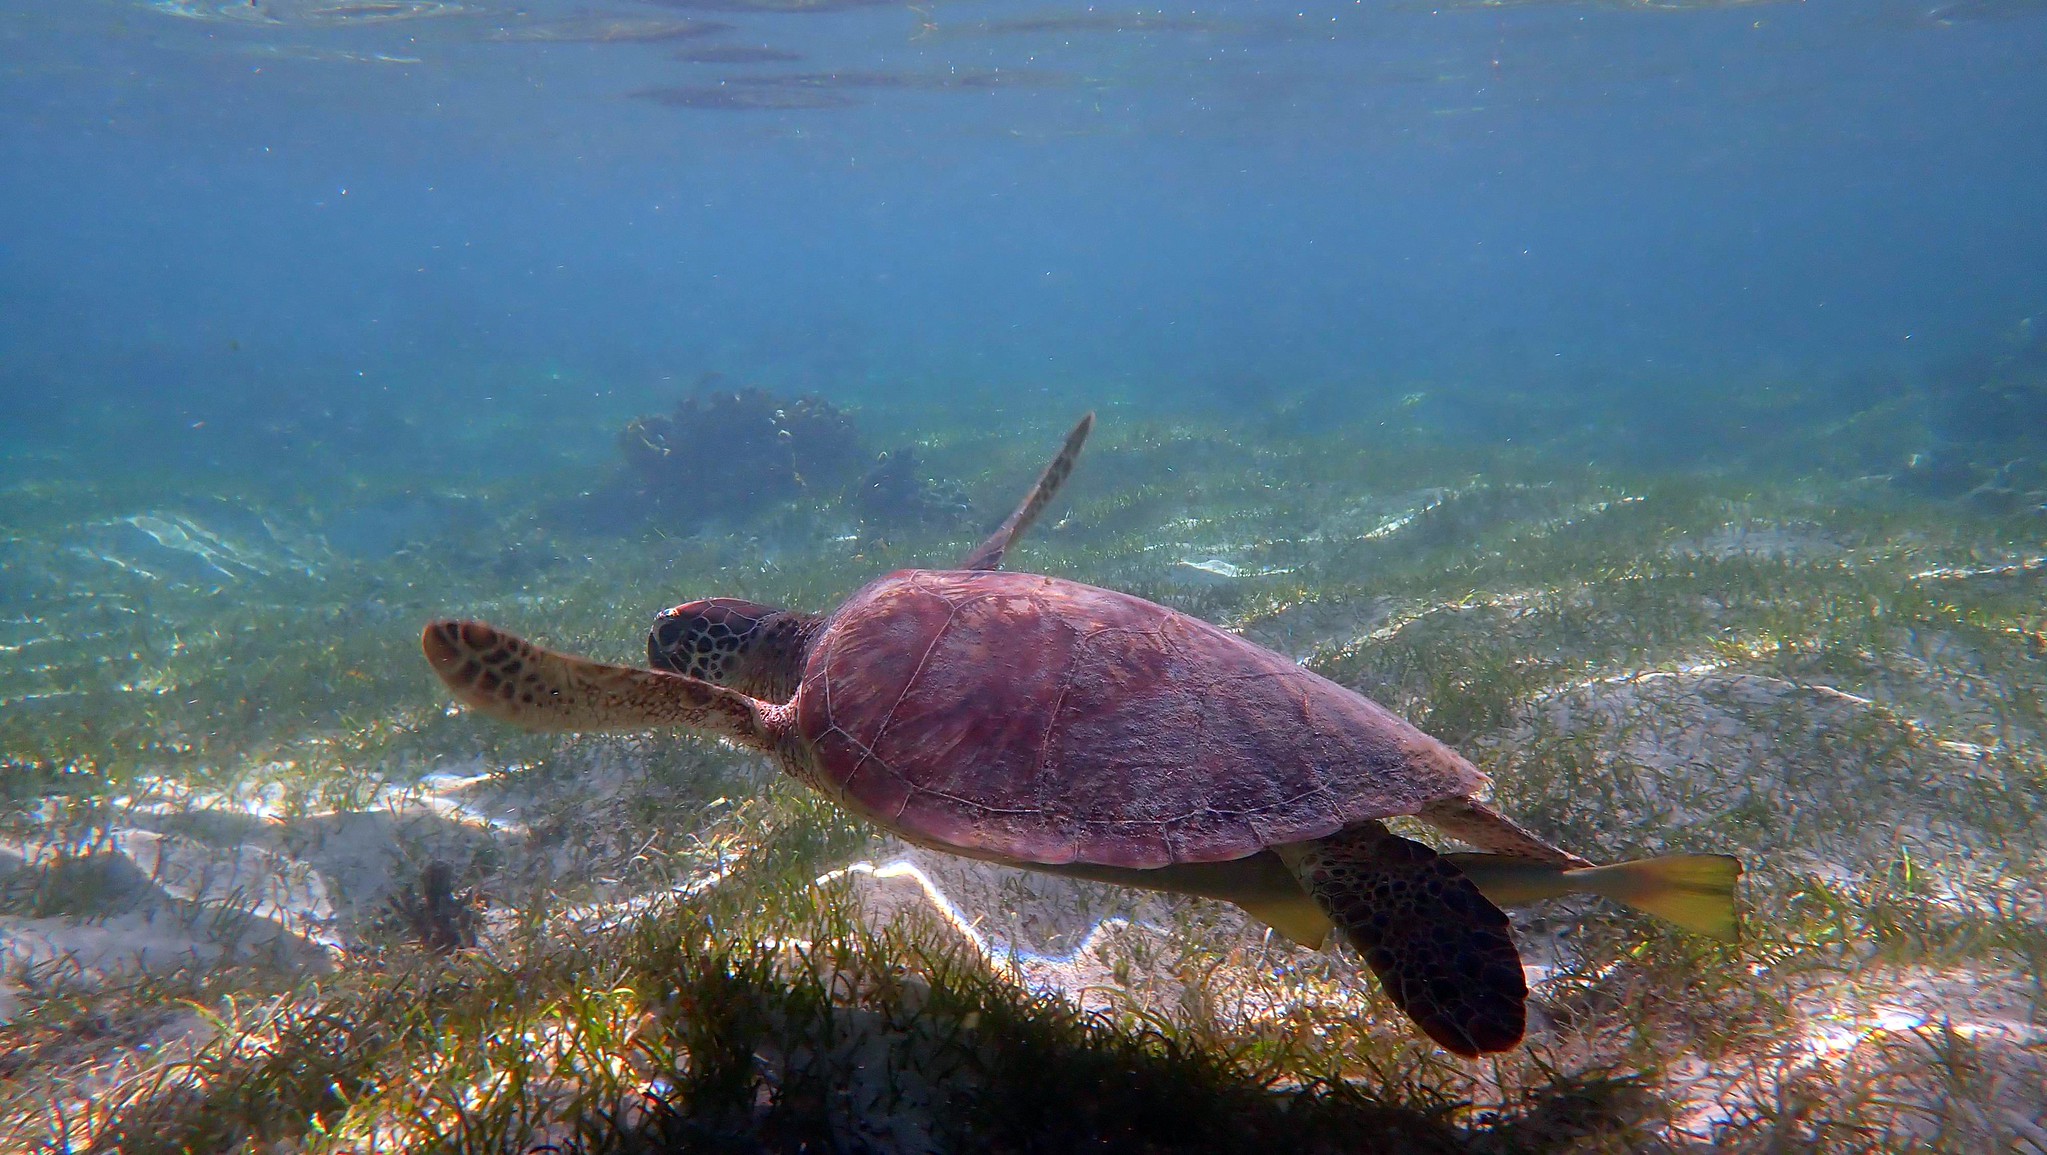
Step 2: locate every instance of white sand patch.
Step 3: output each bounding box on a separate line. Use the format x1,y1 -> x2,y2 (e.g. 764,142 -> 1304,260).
0,762 -> 569,1028
0,912 -> 222,1024
1668,522 -> 1845,561
1234,594 -> 1398,661
1168,557 -> 1295,586
1910,554 -> 2047,582
823,843 -> 1381,1028
1,828 -> 340,951
1669,966 -> 2047,1149
1492,667 -> 2047,913
1306,488 -> 1453,543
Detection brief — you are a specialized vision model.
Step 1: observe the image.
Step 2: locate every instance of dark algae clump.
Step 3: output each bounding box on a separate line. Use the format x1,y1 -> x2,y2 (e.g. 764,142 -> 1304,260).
378,860 -> 482,955
578,383 -> 979,536
853,444 -> 974,534
1904,319 -> 2047,515
613,385 -> 864,522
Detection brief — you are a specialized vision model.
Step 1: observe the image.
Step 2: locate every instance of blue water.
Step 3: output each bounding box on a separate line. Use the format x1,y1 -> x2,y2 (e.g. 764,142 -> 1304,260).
2,0 -> 2044,478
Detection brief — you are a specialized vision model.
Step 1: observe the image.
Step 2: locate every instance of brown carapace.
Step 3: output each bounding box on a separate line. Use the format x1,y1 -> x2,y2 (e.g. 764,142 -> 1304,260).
424,413 -> 1741,1057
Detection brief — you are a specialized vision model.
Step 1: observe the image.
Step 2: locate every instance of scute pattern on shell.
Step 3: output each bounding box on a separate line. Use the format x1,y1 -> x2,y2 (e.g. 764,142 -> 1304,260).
797,570 -> 1489,869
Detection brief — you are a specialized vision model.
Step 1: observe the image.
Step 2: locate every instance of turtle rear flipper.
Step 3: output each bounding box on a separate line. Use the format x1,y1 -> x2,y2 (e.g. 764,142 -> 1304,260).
1287,822 -> 1526,1057
959,412 -> 1093,571
423,620 -> 785,751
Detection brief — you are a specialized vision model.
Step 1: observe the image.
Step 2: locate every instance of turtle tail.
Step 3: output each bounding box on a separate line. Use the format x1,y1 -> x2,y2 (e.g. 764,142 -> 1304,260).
1568,854 -> 1742,941
1446,852 -> 1743,942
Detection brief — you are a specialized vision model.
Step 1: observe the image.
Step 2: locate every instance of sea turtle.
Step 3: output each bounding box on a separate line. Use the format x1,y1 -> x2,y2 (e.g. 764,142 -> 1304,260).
423,415 -> 1740,1056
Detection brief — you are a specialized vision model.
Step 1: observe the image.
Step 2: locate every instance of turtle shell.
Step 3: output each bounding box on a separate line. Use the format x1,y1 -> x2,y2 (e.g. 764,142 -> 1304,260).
794,569 -> 1487,870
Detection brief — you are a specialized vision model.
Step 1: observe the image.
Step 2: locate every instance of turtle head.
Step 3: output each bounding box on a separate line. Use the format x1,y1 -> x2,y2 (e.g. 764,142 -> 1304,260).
648,598 -> 820,703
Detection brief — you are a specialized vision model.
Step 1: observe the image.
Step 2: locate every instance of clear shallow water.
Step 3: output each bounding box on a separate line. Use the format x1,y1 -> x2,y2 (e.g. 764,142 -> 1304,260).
4,0 -> 2046,469
3,0 -> 2047,1150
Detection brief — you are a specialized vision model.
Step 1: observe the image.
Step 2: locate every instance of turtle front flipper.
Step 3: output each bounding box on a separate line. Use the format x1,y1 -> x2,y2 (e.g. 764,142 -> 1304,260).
958,412 -> 1093,571
1284,822 -> 1526,1057
423,620 -> 786,751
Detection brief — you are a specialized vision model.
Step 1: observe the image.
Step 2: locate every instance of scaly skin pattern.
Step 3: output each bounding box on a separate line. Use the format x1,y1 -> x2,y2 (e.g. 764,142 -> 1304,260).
648,599 -> 821,703
794,569 -> 1488,870
422,620 -> 781,748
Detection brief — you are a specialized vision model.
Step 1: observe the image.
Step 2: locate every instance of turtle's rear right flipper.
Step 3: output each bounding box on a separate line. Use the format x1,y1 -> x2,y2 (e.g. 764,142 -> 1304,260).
1289,822 -> 1526,1057
958,412 -> 1093,571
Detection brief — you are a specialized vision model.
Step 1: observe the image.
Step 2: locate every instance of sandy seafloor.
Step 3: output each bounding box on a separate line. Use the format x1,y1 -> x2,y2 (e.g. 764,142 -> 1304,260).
2,394 -> 2044,1151
5,0 -> 2047,1145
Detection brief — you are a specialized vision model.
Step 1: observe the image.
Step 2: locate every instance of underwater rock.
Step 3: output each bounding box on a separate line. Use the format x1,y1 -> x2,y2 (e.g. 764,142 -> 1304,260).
1895,450 -> 1986,500
851,447 -> 972,533
1919,321 -> 2047,467
379,860 -> 481,954
1896,451 -> 2047,515
616,386 -> 864,523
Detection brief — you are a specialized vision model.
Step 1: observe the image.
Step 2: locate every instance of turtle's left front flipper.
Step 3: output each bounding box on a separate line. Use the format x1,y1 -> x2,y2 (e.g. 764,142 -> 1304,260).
422,619 -> 784,751
1284,822 -> 1526,1057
